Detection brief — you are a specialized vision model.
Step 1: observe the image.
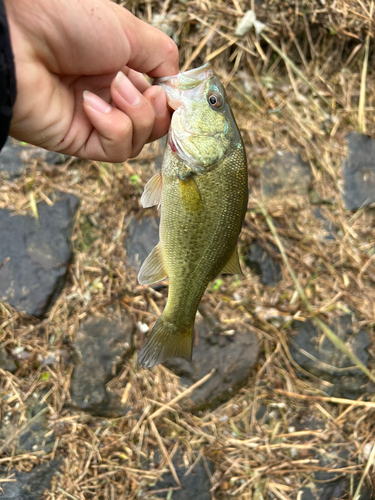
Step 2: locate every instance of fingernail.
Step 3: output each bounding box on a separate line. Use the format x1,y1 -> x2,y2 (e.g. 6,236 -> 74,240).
83,90 -> 111,113
114,71 -> 142,106
152,87 -> 168,118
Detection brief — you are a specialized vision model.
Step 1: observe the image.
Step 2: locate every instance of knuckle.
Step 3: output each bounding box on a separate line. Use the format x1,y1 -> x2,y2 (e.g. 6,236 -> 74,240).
136,100 -> 155,131
129,144 -> 145,159
163,38 -> 179,66
106,129 -> 133,163
106,148 -> 132,163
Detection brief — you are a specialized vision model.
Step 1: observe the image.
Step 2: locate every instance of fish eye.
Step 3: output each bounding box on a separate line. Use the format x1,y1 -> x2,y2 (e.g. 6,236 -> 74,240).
207,92 -> 223,109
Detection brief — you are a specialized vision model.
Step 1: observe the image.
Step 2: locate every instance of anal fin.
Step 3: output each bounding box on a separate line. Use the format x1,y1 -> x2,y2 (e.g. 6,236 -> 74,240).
221,247 -> 242,275
141,171 -> 162,208
138,243 -> 167,285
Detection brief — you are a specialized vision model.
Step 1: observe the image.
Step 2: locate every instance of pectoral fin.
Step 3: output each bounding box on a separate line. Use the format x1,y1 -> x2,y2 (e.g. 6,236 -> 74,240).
141,172 -> 162,208
179,177 -> 202,214
221,248 -> 242,275
138,243 -> 167,285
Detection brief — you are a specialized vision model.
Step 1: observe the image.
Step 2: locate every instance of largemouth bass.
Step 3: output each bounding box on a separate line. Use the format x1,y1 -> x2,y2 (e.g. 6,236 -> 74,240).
137,63 -> 248,368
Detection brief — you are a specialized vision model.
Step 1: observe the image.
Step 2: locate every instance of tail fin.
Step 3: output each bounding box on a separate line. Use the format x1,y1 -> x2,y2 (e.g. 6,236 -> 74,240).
138,316 -> 193,369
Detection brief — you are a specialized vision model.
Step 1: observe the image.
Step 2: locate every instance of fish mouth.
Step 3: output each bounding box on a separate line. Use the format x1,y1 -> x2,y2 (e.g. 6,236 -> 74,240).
154,63 -> 212,86
154,63 -> 213,108
159,63 -> 222,169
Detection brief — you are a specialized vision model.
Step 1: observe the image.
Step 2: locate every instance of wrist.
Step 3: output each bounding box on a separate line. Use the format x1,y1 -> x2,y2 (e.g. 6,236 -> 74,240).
0,0 -> 17,149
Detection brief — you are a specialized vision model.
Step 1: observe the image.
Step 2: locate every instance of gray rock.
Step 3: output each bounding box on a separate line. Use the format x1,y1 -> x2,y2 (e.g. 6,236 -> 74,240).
342,132 -> 375,210
0,460 -> 62,500
300,444 -> 372,500
18,400 -> 54,454
165,314 -> 259,410
290,314 -> 372,399
300,488 -> 315,500
313,207 -> 336,241
0,347 -> 17,373
300,473 -> 348,500
246,241 -> 282,285
314,446 -> 350,500
301,474 -> 372,499
126,216 -> 160,271
125,138 -> 166,271
0,192 -> 79,317
70,316 -> 134,416
301,478 -> 346,500
290,416 -> 372,500
150,451 -> 214,500
0,394 -> 54,455
0,137 -> 66,180
262,151 -> 311,197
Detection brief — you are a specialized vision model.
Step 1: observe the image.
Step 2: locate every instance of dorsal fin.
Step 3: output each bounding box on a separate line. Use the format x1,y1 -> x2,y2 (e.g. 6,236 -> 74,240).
141,172 -> 162,208
221,247 -> 242,275
138,243 -> 168,285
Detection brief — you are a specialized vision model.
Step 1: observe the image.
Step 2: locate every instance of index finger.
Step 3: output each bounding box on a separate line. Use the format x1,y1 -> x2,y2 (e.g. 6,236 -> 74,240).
119,9 -> 179,78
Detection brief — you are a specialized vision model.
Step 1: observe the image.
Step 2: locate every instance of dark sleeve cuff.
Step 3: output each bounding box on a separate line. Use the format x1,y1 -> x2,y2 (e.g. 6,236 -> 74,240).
0,0 -> 16,151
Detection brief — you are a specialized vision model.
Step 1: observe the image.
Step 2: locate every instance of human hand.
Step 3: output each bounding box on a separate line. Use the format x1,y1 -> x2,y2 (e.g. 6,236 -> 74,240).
4,0 -> 178,162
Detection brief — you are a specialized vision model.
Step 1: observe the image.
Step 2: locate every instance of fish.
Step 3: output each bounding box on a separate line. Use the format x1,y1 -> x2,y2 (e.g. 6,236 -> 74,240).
137,63 -> 248,369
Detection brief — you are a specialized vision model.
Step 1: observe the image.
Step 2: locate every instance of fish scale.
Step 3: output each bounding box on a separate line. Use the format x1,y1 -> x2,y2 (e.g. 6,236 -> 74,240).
137,64 -> 248,368
161,146 -> 247,329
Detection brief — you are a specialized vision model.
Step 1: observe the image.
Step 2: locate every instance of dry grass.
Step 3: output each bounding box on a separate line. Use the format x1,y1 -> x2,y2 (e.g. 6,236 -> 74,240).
1,1 -> 375,499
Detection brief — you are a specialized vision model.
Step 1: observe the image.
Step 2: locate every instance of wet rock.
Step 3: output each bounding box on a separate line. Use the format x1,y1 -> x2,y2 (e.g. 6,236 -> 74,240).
165,314 -> 259,410
262,151 -> 311,197
313,207 -> 336,241
300,488 -> 315,500
0,137 -> 66,180
0,393 -> 54,455
0,346 -> 17,373
290,314 -> 371,399
300,453 -> 373,500
245,241 -> 282,285
290,416 -> 373,500
126,216 -> 160,271
300,479 -> 345,500
301,477 -> 372,500
16,399 -> 53,454
342,132 -> 375,210
313,446 -> 350,500
0,192 -> 79,317
0,460 -> 62,500
70,316 -> 133,416
255,405 -> 268,422
150,451 -> 214,500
